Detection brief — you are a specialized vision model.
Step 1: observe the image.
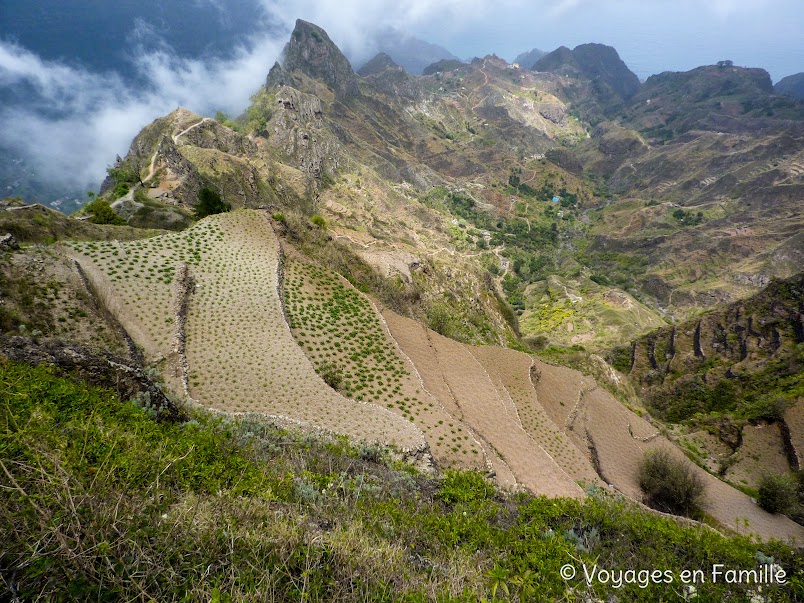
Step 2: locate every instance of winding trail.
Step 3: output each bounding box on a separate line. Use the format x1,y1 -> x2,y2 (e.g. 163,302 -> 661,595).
173,117 -> 212,144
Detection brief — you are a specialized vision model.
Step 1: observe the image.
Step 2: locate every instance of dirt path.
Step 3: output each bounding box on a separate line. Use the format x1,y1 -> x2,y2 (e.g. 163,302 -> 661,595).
173,117 -> 212,144
470,59 -> 491,112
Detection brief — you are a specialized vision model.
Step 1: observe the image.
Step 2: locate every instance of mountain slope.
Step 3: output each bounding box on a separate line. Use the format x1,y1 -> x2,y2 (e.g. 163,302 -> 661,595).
775,72 -> 804,100
611,273 -> 804,495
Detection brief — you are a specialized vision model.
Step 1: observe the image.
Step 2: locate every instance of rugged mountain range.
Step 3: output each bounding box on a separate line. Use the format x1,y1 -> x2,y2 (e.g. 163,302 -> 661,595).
3,18 -> 804,546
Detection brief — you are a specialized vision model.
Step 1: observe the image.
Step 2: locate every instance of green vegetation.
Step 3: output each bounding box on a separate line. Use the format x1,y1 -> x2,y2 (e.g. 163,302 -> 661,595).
2,360 -> 801,601
84,198 -> 126,226
638,449 -> 706,518
242,88 -> 276,135
757,474 -> 799,515
194,187 -> 231,219
671,208 -> 704,226
106,160 -> 142,199
644,343 -> 803,424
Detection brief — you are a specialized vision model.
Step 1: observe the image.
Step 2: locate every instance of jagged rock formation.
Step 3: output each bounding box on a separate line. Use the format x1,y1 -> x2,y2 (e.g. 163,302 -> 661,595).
281,19 -> 360,98
616,273 -> 803,416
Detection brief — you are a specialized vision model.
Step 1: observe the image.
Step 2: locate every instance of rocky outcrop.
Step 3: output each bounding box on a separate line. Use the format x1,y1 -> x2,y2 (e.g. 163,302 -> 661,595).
0,233 -> 19,251
0,335 -> 186,422
281,19 -> 360,98
267,86 -> 341,179
613,272 -> 804,421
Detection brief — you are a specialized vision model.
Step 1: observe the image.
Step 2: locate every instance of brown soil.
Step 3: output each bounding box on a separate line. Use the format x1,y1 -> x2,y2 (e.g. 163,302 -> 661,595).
785,400 -> 804,470
725,423 -> 792,489
383,310 -> 583,498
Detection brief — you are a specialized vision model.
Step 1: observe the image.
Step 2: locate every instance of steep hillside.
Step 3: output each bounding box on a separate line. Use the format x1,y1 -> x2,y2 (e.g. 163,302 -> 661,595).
776,73 -> 804,100
4,361 -> 801,601
557,65 -> 804,318
612,273 -> 804,494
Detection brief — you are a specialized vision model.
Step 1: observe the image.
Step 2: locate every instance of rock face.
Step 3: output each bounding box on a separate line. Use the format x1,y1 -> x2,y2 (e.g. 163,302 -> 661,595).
0,335 -> 186,422
774,72 -> 804,100
268,86 -> 340,179
614,272 -> 804,422
0,233 -> 20,251
281,19 -> 360,98
357,52 -> 400,76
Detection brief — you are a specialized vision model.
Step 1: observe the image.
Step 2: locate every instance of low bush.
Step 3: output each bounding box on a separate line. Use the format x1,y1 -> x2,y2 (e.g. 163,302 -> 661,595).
638,449 -> 706,517
757,474 -> 798,514
85,198 -> 126,226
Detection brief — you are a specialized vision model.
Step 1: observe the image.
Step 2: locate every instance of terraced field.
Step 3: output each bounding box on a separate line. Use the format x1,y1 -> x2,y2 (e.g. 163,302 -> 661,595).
65,209 -> 804,543
68,210 -> 424,449
283,254 -> 485,469
67,223 -> 214,359
382,310 -> 585,499
470,346 -> 601,487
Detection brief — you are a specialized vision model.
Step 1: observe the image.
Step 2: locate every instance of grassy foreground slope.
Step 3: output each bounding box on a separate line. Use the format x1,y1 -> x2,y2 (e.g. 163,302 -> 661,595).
2,361 -> 802,602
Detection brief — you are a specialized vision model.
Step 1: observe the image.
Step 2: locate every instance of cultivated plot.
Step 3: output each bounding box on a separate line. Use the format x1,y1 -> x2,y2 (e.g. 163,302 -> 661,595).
283,255 -> 485,469
70,211 -> 424,449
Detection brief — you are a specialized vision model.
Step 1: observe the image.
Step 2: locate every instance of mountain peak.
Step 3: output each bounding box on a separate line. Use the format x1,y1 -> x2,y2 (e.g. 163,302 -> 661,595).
357,52 -> 402,77
281,19 -> 360,97
534,43 -> 640,102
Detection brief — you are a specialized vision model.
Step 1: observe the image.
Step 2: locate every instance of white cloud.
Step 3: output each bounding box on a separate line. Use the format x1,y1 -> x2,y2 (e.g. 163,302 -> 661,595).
0,32 -> 283,192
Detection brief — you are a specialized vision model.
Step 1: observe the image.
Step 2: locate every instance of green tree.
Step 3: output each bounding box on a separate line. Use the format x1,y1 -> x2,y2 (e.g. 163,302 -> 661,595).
85,198 -> 126,226
638,449 -> 706,517
194,187 -> 231,219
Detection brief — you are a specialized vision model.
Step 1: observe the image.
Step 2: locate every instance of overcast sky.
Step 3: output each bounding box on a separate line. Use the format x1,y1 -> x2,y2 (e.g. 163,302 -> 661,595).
1,0 -> 802,198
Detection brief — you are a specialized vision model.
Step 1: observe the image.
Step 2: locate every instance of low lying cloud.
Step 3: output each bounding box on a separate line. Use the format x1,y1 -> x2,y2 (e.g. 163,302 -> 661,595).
0,32 -> 283,193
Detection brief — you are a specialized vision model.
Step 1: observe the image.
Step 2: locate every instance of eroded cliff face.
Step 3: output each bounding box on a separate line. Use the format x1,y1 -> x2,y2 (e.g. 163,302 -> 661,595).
267,86 -> 341,180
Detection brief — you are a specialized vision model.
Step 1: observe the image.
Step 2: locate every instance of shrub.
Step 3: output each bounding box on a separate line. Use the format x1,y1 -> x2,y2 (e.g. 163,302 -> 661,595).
310,214 -> 327,229
194,187 -> 231,219
757,474 -> 797,514
317,360 -> 343,390
85,198 -> 126,226
638,449 -> 706,517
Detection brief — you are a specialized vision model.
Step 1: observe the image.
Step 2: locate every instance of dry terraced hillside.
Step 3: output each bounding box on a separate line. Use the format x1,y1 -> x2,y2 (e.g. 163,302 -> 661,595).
61,208 -> 804,543
67,210 -> 425,449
